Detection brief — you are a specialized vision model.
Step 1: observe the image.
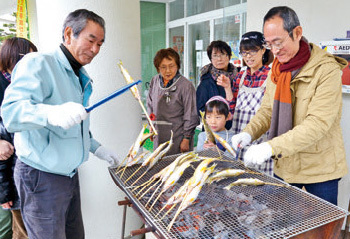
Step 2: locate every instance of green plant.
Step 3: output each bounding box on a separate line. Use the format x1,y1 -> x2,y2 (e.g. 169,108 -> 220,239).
0,13 -> 17,44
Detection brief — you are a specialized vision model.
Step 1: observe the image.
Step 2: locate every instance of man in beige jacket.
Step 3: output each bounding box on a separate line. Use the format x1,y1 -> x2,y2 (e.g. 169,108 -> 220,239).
231,6 -> 348,205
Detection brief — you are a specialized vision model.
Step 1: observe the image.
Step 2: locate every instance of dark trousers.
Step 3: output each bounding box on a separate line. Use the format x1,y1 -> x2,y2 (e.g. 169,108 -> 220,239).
14,160 -> 84,239
275,174 -> 340,205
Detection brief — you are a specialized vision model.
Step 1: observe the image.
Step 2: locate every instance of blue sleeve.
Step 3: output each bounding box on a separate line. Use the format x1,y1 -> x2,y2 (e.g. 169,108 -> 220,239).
196,80 -> 209,115
196,132 -> 206,151
1,55 -> 53,132
89,131 -> 101,153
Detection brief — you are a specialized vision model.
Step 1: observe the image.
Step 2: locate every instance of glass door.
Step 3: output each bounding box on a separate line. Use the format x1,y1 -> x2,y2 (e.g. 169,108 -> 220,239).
188,21 -> 210,86
169,26 -> 185,75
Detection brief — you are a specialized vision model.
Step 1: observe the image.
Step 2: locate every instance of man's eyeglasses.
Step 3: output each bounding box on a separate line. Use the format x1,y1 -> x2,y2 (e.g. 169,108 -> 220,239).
239,50 -> 259,57
263,31 -> 293,51
211,54 -> 228,60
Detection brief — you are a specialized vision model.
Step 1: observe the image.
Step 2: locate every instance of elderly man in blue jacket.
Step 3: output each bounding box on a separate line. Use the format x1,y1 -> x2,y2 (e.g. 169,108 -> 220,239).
1,9 -> 119,239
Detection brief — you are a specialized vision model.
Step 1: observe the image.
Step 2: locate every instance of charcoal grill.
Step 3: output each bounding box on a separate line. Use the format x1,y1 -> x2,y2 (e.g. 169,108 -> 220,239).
109,149 -> 348,239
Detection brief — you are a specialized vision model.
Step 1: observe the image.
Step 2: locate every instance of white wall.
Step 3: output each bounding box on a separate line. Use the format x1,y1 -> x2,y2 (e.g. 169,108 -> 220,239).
247,0 -> 350,219
247,0 -> 350,43
29,0 -> 143,238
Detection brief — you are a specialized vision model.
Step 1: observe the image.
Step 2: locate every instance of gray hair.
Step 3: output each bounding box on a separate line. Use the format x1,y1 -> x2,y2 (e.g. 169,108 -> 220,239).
263,6 -> 300,40
62,9 -> 105,41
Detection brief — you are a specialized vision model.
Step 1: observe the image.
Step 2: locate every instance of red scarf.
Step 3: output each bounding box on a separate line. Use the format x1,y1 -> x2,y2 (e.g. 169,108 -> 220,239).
269,39 -> 310,139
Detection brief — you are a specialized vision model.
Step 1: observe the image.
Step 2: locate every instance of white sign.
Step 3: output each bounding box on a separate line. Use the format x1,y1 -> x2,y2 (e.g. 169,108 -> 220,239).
196,40 -> 203,51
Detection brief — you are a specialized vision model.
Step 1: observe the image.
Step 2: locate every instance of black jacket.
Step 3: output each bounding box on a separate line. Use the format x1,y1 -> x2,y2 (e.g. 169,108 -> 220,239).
196,71 -> 232,130
0,73 -> 19,208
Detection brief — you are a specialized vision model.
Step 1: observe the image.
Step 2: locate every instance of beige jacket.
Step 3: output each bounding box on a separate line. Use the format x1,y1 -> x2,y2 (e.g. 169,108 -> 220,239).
244,43 -> 348,183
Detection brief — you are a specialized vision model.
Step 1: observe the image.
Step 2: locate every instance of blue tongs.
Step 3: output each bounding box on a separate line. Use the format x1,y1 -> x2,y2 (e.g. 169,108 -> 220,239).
85,80 -> 142,112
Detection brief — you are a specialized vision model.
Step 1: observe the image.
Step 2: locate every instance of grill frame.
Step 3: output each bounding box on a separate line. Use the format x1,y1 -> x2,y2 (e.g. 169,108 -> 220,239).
109,149 -> 348,239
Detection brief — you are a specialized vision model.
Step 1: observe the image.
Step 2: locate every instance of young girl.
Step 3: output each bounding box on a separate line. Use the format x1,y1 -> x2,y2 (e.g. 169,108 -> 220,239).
196,96 -> 234,154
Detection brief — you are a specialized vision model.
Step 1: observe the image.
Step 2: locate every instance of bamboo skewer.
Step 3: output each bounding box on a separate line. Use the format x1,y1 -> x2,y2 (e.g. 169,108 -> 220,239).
115,155 -> 129,174
132,177 -> 157,193
130,169 -> 149,187
124,164 -> 143,184
137,179 -> 158,200
135,178 -> 159,197
145,182 -> 163,208
167,200 -> 186,231
160,203 -> 178,220
148,188 -> 164,211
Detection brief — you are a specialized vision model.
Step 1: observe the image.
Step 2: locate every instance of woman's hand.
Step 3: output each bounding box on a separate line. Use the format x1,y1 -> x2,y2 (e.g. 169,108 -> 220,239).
180,138 -> 190,153
217,74 -> 230,89
0,140 -> 14,160
217,74 -> 233,100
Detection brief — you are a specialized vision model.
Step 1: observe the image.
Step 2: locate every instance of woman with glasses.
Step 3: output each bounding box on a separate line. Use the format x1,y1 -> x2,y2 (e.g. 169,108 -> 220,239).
0,37 -> 37,239
196,40 -> 238,130
147,48 -> 199,155
220,31 -> 274,175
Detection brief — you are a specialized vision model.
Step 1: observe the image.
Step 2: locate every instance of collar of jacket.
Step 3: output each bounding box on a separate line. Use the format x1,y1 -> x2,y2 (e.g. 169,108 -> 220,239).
291,43 -> 348,84
54,47 -> 90,80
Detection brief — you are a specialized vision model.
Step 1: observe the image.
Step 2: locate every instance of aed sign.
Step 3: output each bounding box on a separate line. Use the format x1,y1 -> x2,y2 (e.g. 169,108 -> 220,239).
328,45 -> 350,54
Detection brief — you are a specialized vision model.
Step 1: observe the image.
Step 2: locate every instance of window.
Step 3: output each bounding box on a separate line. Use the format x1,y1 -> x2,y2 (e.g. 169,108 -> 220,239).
169,26 -> 184,74
167,0 -> 247,84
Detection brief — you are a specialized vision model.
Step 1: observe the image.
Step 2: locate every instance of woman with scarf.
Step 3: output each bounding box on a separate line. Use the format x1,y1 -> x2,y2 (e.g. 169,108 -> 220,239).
147,48 -> 199,155
196,40 -> 238,130
219,31 -> 274,175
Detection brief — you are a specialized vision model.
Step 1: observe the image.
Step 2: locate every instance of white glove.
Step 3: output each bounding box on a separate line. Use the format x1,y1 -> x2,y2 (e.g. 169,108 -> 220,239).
231,132 -> 252,151
47,102 -> 88,130
94,146 -> 120,165
244,142 -> 273,167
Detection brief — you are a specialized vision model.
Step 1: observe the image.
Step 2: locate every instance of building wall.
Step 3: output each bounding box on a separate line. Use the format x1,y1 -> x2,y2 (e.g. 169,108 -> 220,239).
247,0 -> 350,219
140,1 -> 166,103
28,0 -> 143,238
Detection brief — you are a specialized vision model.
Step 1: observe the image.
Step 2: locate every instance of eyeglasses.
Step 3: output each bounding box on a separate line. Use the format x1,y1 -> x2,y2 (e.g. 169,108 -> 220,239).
159,64 -> 177,71
263,31 -> 293,51
211,54 -> 228,60
239,50 -> 259,57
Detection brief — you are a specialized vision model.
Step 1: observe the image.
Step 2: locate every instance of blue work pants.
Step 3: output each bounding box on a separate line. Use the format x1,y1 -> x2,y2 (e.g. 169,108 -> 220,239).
274,174 -> 340,205
14,160 -> 84,239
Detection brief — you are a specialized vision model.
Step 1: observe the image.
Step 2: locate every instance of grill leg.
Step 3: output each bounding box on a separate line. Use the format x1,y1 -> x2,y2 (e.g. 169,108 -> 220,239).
121,204 -> 127,239
344,198 -> 350,239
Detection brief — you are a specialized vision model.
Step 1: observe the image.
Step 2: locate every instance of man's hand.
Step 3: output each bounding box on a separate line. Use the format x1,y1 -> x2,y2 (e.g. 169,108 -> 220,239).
231,132 -> 252,151
244,142 -> 273,167
0,140 -> 14,160
47,102 -> 88,130
180,138 -> 190,153
94,146 -> 120,165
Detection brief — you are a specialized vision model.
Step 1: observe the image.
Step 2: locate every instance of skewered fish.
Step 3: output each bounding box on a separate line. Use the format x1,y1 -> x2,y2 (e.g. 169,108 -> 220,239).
213,132 -> 237,158
224,178 -> 288,190
199,111 -> 215,144
167,166 -> 215,231
207,168 -> 261,184
118,61 -> 157,135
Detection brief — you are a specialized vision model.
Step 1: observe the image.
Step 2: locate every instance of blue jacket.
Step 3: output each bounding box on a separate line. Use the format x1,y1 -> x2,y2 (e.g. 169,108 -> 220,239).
1,48 -> 100,177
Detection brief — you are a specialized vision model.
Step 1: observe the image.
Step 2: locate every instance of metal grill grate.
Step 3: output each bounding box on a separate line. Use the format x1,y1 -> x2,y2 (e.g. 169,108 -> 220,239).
109,149 -> 348,239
